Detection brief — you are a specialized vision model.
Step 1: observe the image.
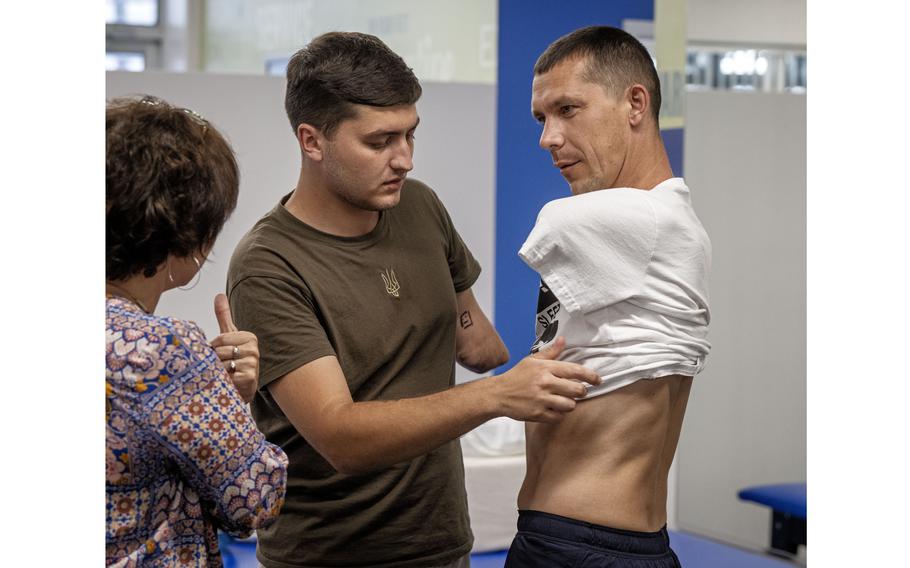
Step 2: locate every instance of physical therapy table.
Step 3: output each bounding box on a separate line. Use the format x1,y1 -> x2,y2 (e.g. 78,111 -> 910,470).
738,482 -> 807,557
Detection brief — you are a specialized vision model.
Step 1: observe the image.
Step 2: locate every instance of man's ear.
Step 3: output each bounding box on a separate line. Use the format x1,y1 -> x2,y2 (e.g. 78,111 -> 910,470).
297,123 -> 325,161
627,84 -> 650,128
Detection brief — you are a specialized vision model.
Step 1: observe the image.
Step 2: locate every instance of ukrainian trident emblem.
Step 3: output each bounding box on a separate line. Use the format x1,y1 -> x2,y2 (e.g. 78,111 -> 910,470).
381,268 -> 400,297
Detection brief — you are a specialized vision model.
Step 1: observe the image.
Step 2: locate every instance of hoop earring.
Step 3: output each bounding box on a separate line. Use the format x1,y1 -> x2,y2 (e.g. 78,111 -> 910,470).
178,256 -> 203,291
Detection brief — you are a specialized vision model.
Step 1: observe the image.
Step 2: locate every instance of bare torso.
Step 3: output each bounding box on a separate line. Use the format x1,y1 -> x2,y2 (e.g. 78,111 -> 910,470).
518,374 -> 693,532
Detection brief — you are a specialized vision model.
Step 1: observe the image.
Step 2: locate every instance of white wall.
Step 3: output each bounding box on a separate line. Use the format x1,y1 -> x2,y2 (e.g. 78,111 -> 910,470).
105,72 -> 496,384
677,90 -> 807,550
688,0 -> 806,46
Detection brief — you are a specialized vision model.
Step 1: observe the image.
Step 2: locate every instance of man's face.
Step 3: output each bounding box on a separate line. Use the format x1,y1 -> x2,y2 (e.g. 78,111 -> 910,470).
531,57 -> 631,195
321,104 -> 418,211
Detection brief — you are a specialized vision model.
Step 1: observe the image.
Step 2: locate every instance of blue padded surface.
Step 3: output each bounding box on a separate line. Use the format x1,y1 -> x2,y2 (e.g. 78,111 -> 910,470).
220,530 -> 796,568
471,549 -> 509,568
671,531 -> 794,567
738,483 -> 807,519
218,533 -> 257,568
467,532 -> 795,568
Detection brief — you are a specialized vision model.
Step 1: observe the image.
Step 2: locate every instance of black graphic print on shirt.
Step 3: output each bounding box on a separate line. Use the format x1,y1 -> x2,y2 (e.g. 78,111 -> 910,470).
530,279 -> 560,354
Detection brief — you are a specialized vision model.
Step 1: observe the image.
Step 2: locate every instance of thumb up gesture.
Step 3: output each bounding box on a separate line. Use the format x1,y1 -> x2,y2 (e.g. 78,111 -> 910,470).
210,293 -> 260,403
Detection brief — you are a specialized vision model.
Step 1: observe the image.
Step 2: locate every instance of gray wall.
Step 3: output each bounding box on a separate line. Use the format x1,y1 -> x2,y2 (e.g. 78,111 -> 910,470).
677,90 -> 806,549
105,72 -> 496,384
688,0 -> 805,46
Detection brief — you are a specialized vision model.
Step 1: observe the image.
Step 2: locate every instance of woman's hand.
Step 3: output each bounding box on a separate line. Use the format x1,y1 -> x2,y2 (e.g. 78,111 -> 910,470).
210,293 -> 260,403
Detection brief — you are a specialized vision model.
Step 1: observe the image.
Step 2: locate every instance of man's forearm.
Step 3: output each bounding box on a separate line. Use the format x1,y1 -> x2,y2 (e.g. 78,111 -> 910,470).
269,341 -> 599,475
457,341 -> 509,374
323,378 -> 500,474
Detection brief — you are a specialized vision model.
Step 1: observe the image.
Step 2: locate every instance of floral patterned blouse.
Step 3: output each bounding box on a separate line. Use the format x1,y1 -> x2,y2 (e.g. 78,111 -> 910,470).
106,296 -> 288,567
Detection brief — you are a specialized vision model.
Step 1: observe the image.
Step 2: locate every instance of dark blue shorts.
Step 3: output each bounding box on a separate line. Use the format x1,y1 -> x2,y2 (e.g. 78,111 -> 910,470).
505,510 -> 682,568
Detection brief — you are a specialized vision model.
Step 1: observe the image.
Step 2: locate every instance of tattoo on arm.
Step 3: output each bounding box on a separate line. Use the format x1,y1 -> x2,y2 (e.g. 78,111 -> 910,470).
459,310 -> 474,329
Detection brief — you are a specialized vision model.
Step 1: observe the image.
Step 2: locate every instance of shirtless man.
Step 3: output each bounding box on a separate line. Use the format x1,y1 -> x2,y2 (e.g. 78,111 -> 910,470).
505,27 -> 712,567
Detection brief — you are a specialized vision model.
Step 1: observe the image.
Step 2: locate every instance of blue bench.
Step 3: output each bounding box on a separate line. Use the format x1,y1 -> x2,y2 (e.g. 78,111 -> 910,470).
221,527 -> 799,567
738,482 -> 806,556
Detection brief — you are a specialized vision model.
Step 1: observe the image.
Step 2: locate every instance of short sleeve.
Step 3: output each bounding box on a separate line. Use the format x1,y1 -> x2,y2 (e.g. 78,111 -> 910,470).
447,224 -> 482,293
518,190 -> 657,314
228,275 -> 337,388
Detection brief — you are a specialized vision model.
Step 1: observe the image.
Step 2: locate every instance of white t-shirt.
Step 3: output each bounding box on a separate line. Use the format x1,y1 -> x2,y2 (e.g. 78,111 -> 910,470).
519,177 -> 712,399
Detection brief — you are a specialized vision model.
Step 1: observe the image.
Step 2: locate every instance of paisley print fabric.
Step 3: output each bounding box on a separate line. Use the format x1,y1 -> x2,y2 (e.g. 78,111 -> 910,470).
106,296 -> 288,567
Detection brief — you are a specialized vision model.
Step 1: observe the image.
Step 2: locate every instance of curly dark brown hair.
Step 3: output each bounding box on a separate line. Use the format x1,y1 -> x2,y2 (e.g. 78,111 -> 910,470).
106,96 -> 239,281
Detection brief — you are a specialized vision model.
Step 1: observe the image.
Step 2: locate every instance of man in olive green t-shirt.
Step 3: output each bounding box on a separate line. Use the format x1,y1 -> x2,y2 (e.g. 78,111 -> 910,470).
227,32 -> 601,568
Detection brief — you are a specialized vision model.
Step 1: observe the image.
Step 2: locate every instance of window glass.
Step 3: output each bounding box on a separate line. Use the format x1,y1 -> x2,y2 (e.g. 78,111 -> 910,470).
686,46 -> 806,93
106,0 -> 158,26
204,0 -> 496,84
106,52 -> 146,72
264,57 -> 290,77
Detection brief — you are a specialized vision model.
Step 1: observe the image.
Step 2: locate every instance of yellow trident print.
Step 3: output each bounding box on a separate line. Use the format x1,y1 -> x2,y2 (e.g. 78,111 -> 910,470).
381,268 -> 401,297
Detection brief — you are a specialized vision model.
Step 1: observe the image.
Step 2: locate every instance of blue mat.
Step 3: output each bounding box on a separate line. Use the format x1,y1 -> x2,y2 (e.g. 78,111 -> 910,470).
220,530 -> 795,567
738,483 -> 806,519
671,531 -> 794,567
218,534 -> 257,568
471,549 -> 510,568
469,532 -> 794,568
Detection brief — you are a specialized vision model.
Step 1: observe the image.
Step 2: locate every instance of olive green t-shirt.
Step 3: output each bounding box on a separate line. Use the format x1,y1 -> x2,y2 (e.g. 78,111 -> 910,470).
227,179 -> 480,568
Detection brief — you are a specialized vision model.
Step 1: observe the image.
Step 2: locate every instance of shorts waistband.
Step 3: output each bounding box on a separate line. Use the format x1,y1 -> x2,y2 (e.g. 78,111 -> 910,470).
516,510 -> 671,555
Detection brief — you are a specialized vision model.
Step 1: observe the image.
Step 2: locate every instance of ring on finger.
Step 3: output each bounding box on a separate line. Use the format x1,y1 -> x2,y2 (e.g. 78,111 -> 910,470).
228,360 -> 237,373
232,346 -> 240,359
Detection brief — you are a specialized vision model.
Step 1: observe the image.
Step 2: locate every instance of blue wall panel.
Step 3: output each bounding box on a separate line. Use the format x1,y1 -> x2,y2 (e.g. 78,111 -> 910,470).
662,127 -> 684,178
494,0 -> 656,371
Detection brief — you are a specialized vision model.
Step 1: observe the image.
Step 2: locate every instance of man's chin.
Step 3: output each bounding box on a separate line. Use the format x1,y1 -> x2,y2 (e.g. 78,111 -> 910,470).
569,181 -> 591,196
371,191 -> 402,211
568,177 -> 603,195
340,191 -> 401,213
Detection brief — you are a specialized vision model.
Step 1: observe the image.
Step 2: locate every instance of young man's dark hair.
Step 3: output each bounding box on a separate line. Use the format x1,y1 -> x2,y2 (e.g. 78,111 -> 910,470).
534,25 -> 661,124
106,95 -> 240,280
284,31 -> 422,138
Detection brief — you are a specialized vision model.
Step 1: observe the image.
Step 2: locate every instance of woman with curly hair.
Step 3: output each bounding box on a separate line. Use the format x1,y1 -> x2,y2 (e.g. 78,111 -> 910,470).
105,95 -> 287,567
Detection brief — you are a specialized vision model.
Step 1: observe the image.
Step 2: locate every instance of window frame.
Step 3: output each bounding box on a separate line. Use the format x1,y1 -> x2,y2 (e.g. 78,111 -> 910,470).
106,0 -> 165,71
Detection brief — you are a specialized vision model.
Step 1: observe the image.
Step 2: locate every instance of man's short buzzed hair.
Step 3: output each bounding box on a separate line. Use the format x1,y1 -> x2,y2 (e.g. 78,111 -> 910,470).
534,26 -> 661,124
285,31 -> 422,138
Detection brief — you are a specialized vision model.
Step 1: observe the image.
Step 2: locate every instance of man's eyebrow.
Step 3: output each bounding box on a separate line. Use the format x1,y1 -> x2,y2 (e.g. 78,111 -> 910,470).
364,117 -> 420,138
531,96 -> 581,118
548,96 -> 581,109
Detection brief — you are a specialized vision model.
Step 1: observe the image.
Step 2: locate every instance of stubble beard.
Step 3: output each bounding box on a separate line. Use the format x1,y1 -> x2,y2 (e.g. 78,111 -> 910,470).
323,149 -> 400,213
329,175 -> 401,212
341,188 -> 399,212
569,174 -> 602,196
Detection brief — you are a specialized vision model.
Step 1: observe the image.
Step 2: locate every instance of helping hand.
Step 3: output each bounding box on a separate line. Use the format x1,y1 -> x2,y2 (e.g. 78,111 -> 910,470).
494,337 -> 601,423
210,293 -> 260,403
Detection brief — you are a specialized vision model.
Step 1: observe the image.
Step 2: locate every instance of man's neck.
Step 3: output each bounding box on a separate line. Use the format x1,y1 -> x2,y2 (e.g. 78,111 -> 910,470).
615,132 -> 674,191
285,170 -> 380,237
